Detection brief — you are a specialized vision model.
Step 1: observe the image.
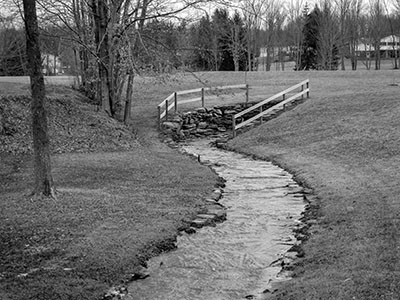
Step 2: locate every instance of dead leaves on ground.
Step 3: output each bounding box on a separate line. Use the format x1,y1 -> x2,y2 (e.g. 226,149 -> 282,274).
0,91 -> 138,155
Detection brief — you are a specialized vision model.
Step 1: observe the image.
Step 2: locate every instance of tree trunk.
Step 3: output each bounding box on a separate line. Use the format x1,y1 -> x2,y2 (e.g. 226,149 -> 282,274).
92,0 -> 112,115
233,26 -> 240,72
375,46 -> 381,70
266,47 -> 271,71
247,30 -> 252,71
340,54 -> 345,71
53,54 -> 57,75
124,73 -> 134,124
22,0 -> 55,198
233,56 -> 239,71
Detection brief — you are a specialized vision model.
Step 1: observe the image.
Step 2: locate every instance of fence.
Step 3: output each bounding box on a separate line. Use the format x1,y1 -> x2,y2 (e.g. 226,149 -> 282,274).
157,84 -> 248,128
232,79 -> 310,137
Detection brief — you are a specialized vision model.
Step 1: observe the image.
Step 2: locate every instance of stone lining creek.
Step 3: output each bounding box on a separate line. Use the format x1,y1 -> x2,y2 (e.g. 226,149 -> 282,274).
126,138 -> 306,300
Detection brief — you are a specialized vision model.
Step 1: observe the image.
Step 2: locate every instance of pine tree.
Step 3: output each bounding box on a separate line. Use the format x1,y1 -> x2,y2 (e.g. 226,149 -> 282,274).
299,5 -> 320,70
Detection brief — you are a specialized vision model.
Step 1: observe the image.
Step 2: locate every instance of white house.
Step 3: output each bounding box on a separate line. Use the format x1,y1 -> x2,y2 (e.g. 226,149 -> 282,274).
355,35 -> 400,58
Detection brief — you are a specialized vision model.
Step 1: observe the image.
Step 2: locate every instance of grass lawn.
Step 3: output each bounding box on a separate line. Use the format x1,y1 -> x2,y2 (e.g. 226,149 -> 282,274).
226,70 -> 400,299
0,82 -> 218,299
1,67 -> 400,299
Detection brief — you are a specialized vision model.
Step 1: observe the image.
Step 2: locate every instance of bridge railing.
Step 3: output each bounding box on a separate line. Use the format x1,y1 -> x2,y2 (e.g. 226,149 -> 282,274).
157,84 -> 248,128
232,79 -> 310,137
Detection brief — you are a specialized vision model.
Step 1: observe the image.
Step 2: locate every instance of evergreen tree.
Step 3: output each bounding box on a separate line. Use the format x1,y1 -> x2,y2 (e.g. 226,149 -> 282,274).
299,5 -> 320,70
188,9 -> 248,71
0,28 -> 27,75
229,11 -> 247,71
190,15 -> 214,70
211,8 -> 232,71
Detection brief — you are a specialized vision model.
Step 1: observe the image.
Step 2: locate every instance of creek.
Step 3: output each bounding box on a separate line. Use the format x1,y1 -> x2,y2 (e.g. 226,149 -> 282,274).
126,138 -> 305,300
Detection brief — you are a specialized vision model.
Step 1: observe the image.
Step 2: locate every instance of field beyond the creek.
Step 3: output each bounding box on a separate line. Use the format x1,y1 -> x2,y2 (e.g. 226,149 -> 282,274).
1,65 -> 400,299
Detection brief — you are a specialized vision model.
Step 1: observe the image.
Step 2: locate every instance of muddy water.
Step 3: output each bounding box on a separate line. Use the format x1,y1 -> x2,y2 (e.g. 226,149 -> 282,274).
126,139 -> 305,300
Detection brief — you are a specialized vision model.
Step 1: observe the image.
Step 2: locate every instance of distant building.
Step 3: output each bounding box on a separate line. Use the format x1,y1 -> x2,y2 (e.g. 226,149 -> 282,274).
259,46 -> 292,59
355,35 -> 400,58
41,53 -> 63,75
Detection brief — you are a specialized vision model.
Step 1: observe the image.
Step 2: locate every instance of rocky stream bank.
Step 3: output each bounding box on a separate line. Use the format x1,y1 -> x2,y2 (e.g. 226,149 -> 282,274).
101,97 -> 317,300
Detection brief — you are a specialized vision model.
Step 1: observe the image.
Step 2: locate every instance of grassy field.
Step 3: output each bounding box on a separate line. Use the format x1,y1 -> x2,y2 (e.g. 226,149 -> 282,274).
225,71 -> 400,299
1,68 -> 400,299
0,82 -> 218,299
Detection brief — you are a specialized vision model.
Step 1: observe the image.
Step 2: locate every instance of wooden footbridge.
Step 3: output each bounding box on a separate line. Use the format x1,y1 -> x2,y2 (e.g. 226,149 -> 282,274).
157,79 -> 310,137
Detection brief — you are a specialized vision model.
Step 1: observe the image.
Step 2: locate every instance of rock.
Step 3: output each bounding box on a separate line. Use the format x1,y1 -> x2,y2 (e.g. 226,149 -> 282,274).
187,117 -> 196,125
127,268 -> 150,281
162,101 -> 276,140
222,119 -> 233,126
210,191 -> 222,201
217,127 -> 227,132
182,123 -> 196,130
196,129 -> 214,135
197,214 -> 217,219
305,219 -> 318,226
177,130 -> 186,139
212,109 -> 223,116
198,122 -> 208,129
207,209 -> 227,221
102,286 -> 128,300
205,198 -> 218,204
223,110 -> 237,115
162,121 -> 180,131
184,227 -> 197,234
170,115 -> 183,123
196,107 -> 207,113
191,218 -> 211,228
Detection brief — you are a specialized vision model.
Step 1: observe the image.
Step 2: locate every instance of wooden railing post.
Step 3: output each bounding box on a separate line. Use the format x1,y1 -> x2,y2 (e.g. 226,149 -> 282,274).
165,99 -> 169,121
260,106 -> 263,124
232,115 -> 236,138
201,88 -> 205,107
301,84 -> 304,99
283,93 -> 286,110
174,92 -> 178,112
158,106 -> 161,129
307,81 -> 310,98
245,84 -> 249,105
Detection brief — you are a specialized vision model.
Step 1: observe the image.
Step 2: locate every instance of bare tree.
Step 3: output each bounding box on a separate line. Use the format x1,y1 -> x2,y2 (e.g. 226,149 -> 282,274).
359,15 -> 373,69
91,0 -> 112,115
22,0 -> 55,198
241,0 -> 268,71
369,0 -> 385,70
334,0 -> 351,70
33,0 -> 216,119
263,1 -> 286,71
347,0 -> 364,70
383,1 -> 399,69
286,0 -> 305,70
317,0 -> 340,70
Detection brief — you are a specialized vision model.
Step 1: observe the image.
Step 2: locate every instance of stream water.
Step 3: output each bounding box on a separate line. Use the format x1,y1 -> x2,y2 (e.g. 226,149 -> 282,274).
126,138 -> 305,300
